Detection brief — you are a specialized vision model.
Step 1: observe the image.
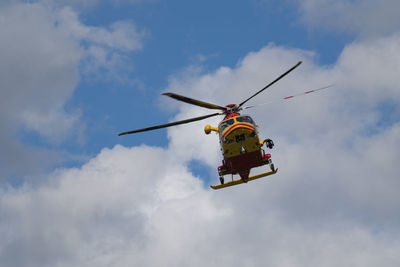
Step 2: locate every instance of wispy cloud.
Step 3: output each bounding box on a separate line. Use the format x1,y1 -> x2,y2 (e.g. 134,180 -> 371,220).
297,0 -> 400,37
0,2 -> 146,177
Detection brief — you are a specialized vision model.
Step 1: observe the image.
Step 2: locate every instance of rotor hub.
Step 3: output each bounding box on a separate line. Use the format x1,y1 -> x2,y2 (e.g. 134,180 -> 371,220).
225,104 -> 240,114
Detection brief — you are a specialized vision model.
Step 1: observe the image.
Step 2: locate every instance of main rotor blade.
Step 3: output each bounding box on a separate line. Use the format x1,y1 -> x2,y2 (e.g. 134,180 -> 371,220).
238,61 -> 302,108
118,112 -> 221,136
162,92 -> 227,111
243,85 -> 334,110
281,85 -> 333,100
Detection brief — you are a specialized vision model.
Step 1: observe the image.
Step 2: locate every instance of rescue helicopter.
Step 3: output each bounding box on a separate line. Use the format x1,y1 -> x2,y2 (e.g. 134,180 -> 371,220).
119,61 -> 331,189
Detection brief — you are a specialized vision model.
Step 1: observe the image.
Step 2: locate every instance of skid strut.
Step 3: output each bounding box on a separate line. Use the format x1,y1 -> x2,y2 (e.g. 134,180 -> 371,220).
210,169 -> 278,190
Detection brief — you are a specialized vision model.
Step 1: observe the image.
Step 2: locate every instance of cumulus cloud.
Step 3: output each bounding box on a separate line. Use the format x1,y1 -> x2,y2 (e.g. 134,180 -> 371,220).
1,1 -> 400,266
161,33 -> 400,264
1,32 -> 400,266
296,0 -> 400,37
161,36 -> 400,235
0,145 -> 225,267
1,144 -> 399,267
54,5 -> 147,79
0,2 -> 145,177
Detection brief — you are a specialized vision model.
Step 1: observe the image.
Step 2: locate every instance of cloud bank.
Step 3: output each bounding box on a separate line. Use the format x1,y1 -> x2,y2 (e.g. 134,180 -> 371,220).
297,0 -> 400,37
0,2 -> 145,178
2,34 -> 400,266
1,1 -> 400,266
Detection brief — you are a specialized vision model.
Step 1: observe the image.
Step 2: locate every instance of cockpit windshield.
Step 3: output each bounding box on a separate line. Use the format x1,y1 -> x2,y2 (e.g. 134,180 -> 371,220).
236,115 -> 255,125
219,119 -> 234,133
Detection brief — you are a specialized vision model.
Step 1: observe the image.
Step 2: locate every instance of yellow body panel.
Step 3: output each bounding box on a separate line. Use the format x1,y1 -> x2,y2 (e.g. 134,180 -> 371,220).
218,115 -> 260,158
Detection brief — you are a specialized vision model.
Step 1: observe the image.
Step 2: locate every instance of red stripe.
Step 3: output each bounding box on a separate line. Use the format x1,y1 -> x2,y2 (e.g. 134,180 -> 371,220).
223,124 -> 254,136
224,126 -> 253,137
223,123 -> 255,137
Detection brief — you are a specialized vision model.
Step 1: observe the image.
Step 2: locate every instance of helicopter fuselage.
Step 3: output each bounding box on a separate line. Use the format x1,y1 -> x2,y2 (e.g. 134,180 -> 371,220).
205,113 -> 273,182
118,62 -> 308,188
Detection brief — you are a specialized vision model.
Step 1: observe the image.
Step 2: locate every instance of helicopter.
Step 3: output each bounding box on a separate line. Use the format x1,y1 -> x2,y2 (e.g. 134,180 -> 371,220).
119,61 -> 331,189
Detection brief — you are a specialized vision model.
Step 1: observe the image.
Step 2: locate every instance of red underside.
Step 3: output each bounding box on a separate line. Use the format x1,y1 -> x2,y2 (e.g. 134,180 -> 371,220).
223,150 -> 264,180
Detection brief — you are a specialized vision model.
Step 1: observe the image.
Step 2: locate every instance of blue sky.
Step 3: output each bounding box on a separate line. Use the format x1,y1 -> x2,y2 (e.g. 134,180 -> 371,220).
1,1 -> 400,266
63,0 -> 349,163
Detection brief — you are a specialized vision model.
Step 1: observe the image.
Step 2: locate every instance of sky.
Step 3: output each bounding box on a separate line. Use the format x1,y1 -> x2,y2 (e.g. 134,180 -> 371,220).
1,0 -> 400,266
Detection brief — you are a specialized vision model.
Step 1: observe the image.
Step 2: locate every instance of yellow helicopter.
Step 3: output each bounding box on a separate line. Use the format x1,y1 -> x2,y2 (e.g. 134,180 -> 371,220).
119,61 -> 331,189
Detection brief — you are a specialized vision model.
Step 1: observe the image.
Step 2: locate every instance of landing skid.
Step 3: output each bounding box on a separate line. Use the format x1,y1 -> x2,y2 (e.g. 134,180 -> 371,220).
210,169 -> 278,190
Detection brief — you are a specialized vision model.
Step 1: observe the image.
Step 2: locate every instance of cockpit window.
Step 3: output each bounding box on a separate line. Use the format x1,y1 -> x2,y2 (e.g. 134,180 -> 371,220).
219,119 -> 234,132
236,116 -> 255,124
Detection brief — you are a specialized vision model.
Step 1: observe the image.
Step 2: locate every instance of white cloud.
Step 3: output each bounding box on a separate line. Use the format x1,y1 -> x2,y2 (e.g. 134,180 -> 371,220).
1,1 -> 400,265
11,0 -> 155,10
161,37 -> 400,235
0,145 -> 225,267
56,8 -> 145,51
1,32 -> 400,266
54,5 -> 147,78
163,34 -> 400,225
297,0 -> 400,37
0,3 -> 82,176
335,34 -> 400,101
161,33 -> 400,263
0,2 -> 145,177
0,144 -> 399,266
